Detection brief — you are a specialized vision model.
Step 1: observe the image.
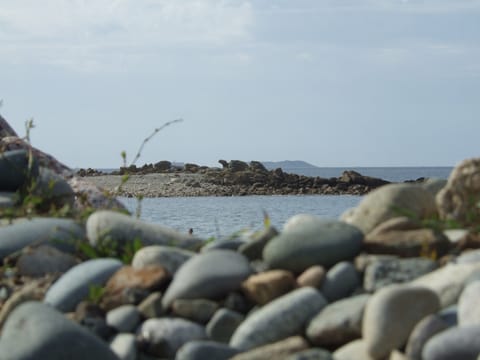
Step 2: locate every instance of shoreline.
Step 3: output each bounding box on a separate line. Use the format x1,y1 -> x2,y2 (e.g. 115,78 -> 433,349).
81,170 -> 395,198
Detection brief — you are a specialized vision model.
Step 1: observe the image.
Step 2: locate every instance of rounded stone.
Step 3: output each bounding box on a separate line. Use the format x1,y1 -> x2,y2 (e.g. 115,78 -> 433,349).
422,325 -> 480,360
405,314 -> 451,360
296,265 -> 326,289
363,257 -> 438,292
161,250 -> 252,309
106,305 -> 141,333
263,218 -> 363,273
33,167 -> 75,207
138,318 -> 207,358
0,192 -> 16,208
362,284 -> 440,359
230,336 -> 309,360
306,294 -> 370,348
44,258 -> 123,312
176,341 -> 239,360
341,183 -> 437,234
412,262 -> 480,308
206,308 -> 245,343
0,217 -> 85,261
110,333 -> 137,360
285,348 -> 334,360
241,270 -> 296,305
86,210 -> 203,250
0,301 -> 119,360
230,287 -> 327,350
458,281 -> 480,326
333,340 -> 374,360
0,149 -> 39,192
131,245 -> 194,274
16,245 -> 77,277
320,261 -> 359,302
172,299 -> 219,324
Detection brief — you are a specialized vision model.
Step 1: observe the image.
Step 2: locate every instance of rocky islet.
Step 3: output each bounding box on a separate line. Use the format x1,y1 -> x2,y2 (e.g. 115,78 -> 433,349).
1,114 -> 480,359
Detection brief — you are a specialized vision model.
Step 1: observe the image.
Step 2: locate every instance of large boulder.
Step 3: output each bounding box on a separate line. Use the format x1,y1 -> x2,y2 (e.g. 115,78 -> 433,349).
341,183 -> 437,234
0,301 -> 120,360
436,157 -> 480,225
263,217 -> 363,273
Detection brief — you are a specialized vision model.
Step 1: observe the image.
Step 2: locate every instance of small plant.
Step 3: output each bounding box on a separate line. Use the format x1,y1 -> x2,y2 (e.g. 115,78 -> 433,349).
76,236 -> 143,265
87,284 -> 106,305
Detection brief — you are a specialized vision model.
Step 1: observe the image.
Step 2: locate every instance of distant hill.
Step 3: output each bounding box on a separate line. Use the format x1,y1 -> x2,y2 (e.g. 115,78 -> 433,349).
262,160 -> 320,175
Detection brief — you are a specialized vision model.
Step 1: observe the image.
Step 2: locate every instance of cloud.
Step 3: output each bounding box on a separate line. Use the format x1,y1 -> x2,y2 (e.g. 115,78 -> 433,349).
0,0 -> 254,70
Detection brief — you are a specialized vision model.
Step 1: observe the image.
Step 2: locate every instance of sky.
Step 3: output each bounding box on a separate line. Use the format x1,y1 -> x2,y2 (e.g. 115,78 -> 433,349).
1,0 -> 479,168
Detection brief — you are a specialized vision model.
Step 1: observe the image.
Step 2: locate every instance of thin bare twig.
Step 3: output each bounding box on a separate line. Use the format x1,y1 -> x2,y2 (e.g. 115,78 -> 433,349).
129,118 -> 183,166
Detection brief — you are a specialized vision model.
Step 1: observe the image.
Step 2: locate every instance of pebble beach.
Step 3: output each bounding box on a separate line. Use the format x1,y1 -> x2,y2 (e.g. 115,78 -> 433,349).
1,115 -> 480,359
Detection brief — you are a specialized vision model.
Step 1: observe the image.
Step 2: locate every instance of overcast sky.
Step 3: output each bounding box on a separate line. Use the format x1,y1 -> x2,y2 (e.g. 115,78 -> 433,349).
1,0 -> 479,168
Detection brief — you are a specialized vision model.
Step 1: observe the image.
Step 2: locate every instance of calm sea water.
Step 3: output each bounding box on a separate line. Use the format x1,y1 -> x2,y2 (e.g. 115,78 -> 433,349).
119,166 -> 453,239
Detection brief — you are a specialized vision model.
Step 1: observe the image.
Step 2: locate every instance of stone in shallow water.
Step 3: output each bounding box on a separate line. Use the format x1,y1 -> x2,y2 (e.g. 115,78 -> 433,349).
86,210 -> 203,250
230,287 -> 327,351
0,301 -> 119,360
44,258 -> 123,312
263,218 -> 363,273
0,217 -> 85,261
362,284 -> 440,359
162,250 -> 252,309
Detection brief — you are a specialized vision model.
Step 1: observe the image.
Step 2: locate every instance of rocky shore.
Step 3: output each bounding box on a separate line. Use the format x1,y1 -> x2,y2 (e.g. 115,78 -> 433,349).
1,114 -> 480,360
78,160 -> 397,197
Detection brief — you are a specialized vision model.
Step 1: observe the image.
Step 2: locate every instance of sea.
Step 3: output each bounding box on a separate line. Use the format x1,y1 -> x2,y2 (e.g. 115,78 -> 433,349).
118,167 -> 453,239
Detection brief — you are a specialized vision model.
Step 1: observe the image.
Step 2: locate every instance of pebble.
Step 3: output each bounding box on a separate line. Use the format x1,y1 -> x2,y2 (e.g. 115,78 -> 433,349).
86,210 -> 203,250
175,341 -> 239,360
110,333 -> 137,360
422,325 -> 480,360
405,314 -> 451,360
285,348 -> 333,360
230,336 -> 309,360
238,226 -> 279,260
363,257 -> 438,292
341,183 -> 437,234
138,318 -> 207,358
16,245 -> 78,277
412,262 -> 480,307
263,218 -> 363,273
0,192 -> 16,208
44,258 -> 123,312
172,298 -> 219,324
306,294 -> 370,348
206,308 -> 245,343
362,284 -> 440,359
161,250 -> 252,309
241,270 -> 296,305
296,265 -> 326,289
0,301 -> 119,360
102,265 -> 170,310
137,292 -> 163,318
33,167 -> 75,207
333,339 -> 374,360
230,287 -> 327,350
106,305 -> 141,333
0,217 -> 85,261
131,245 -> 194,274
320,261 -> 359,302
458,281 -> 480,326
